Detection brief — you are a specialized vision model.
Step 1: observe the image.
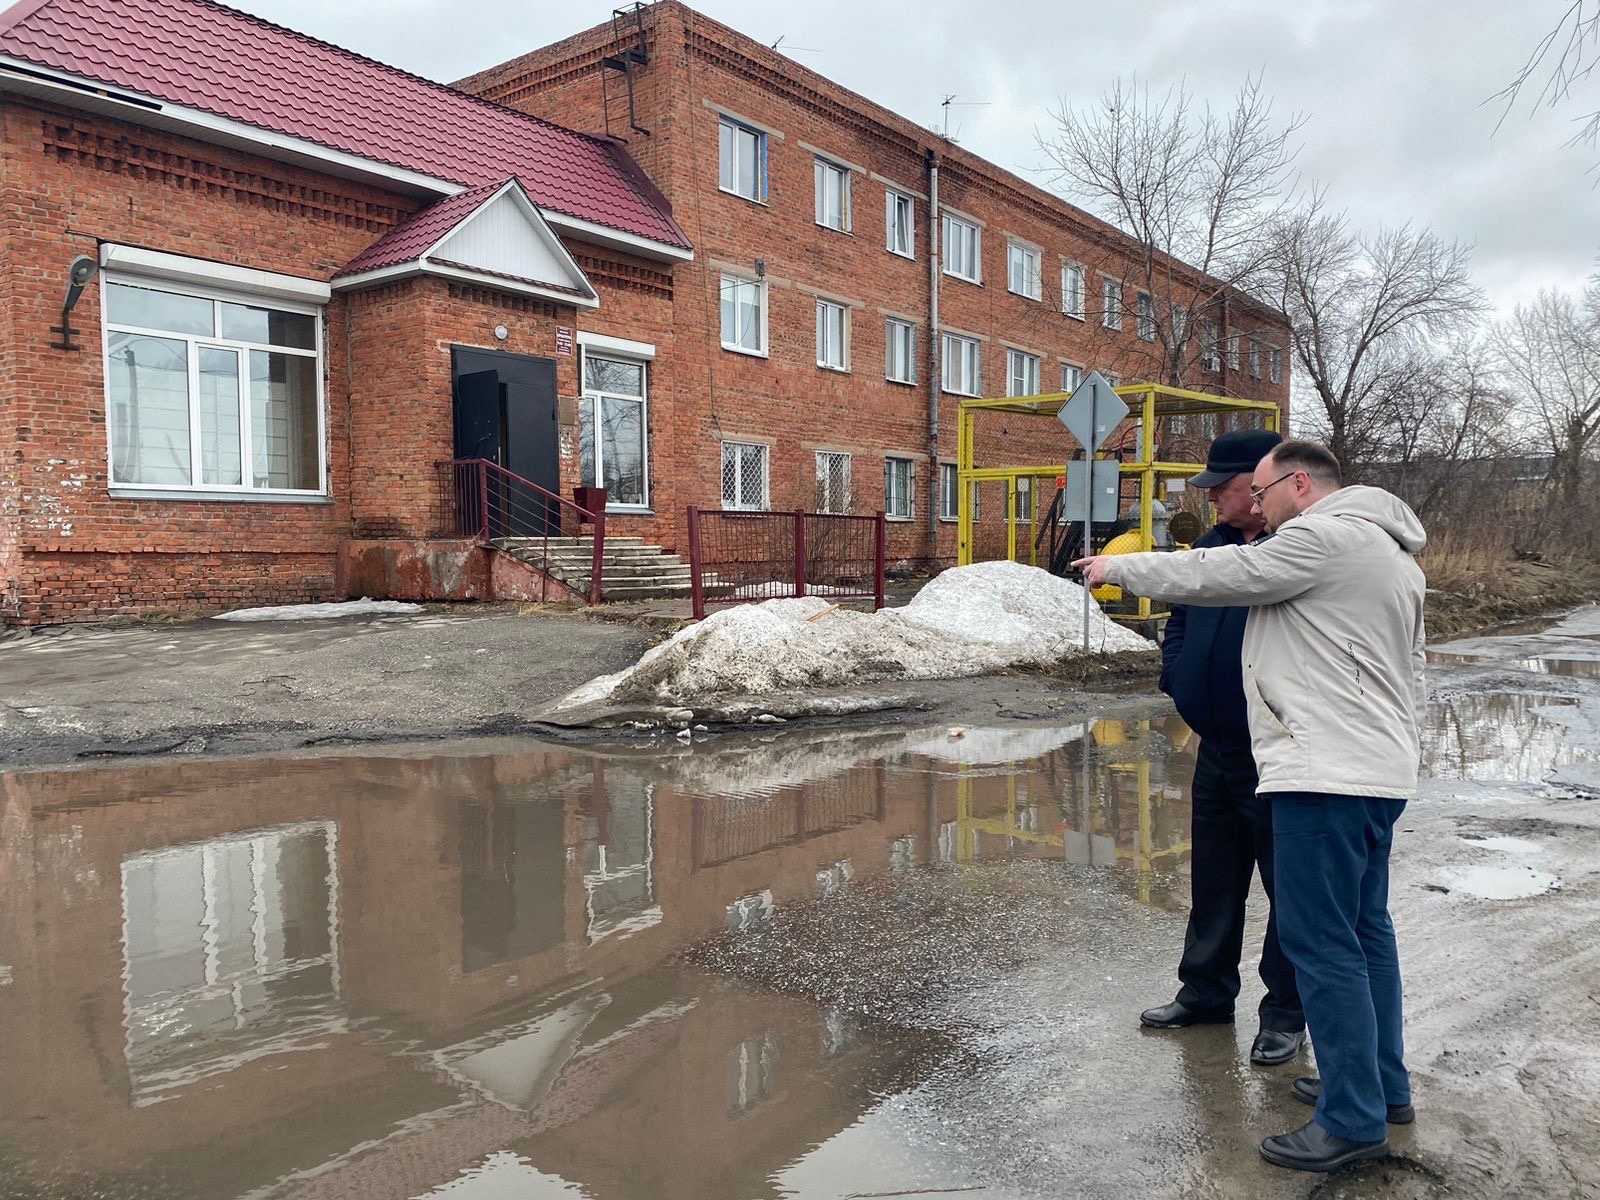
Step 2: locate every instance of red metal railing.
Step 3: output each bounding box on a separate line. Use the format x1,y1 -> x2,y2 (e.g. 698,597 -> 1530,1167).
686,507 -> 886,621
436,459 -> 606,605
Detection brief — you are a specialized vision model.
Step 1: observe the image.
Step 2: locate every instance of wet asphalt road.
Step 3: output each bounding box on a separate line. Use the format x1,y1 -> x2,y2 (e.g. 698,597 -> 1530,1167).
0,607 -> 1596,1197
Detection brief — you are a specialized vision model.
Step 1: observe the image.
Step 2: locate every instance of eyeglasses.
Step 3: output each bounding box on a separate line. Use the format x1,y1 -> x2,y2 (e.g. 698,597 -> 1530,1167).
1249,470 -> 1300,505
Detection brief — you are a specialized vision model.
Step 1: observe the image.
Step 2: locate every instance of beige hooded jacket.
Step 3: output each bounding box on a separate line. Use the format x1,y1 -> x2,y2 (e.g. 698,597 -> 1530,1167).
1106,485 -> 1428,799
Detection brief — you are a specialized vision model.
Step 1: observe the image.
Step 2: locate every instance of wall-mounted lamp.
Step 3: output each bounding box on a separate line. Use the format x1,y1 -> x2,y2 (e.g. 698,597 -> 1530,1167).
493,324 -> 510,341
754,258 -> 766,278
49,254 -> 98,351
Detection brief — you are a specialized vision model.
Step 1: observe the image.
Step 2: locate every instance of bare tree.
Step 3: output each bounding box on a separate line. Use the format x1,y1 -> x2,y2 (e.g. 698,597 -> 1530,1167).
1368,336 -> 1512,520
1271,212 -> 1488,475
1495,283 -> 1600,498
1037,74 -> 1306,387
1492,2 -> 1600,161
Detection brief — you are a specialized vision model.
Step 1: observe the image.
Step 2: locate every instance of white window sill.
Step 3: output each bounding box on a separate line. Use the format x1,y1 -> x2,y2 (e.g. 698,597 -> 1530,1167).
817,363 -> 850,373
721,343 -> 769,358
943,271 -> 982,286
718,187 -> 769,206
885,376 -> 917,387
886,515 -> 914,523
887,247 -> 915,261
1063,312 -> 1086,322
604,506 -> 654,516
815,222 -> 853,235
938,515 -> 958,523
110,488 -> 332,504
1008,289 -> 1042,302
941,387 -> 981,398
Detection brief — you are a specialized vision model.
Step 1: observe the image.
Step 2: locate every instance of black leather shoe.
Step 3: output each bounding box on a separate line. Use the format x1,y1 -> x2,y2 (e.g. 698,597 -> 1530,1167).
1250,1028 -> 1306,1066
1260,1120 -> 1388,1172
1292,1076 -> 1415,1125
1139,1000 -> 1234,1029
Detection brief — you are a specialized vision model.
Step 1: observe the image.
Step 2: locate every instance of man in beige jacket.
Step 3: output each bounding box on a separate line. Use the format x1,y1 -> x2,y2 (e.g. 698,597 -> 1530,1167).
1076,439 -> 1427,1173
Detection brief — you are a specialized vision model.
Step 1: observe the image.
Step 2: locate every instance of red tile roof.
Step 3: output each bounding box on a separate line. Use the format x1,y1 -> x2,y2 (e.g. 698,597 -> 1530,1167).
336,181 -> 505,277
0,0 -> 691,251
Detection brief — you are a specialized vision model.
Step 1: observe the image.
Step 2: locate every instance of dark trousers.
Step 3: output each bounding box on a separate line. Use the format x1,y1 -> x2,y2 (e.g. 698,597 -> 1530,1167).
1175,742 -> 1303,1032
1272,793 -> 1410,1143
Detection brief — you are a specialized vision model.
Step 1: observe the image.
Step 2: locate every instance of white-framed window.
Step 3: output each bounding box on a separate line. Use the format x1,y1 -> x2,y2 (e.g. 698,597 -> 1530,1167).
814,157 -> 851,232
1006,348 -> 1041,397
103,277 -> 325,495
885,457 -> 914,520
721,440 -> 769,510
1227,333 -> 1241,371
1248,338 -> 1262,378
816,451 -> 852,513
970,481 -> 982,521
1270,346 -> 1284,385
121,821 -> 340,1098
1013,476 -> 1033,523
1061,263 -> 1085,319
1200,319 -> 1221,371
1061,362 -> 1083,393
1007,242 -> 1041,300
1172,305 -> 1189,346
941,332 -> 981,396
1137,291 -> 1156,342
943,214 -> 981,283
885,318 -> 916,384
718,117 -> 766,202
886,190 -> 914,258
1102,277 -> 1122,330
939,462 -> 959,521
580,352 -> 649,508
720,273 -> 766,355
816,300 -> 849,370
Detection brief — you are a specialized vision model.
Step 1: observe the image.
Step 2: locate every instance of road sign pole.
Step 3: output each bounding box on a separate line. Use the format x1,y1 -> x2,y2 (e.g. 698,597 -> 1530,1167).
1082,388 -> 1094,653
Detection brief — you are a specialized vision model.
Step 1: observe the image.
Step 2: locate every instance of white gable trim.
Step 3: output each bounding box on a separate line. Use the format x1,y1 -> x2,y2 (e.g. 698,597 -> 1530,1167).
334,180 -> 602,308
424,181 -> 598,306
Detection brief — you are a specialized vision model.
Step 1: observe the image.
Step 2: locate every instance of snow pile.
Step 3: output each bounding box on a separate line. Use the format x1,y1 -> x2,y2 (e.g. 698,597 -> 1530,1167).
213,599 -> 423,622
552,560 -> 1152,714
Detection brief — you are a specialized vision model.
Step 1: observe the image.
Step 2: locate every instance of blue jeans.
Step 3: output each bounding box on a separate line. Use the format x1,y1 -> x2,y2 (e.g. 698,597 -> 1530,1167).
1271,793 -> 1410,1143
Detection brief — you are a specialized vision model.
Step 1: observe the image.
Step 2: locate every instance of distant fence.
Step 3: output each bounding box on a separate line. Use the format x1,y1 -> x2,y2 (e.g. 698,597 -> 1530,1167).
685,508 -> 886,621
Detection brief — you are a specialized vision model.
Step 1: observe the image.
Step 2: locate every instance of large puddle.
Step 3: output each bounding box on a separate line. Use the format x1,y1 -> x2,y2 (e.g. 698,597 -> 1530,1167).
0,716 -> 1197,1200
1,656 -> 1593,1198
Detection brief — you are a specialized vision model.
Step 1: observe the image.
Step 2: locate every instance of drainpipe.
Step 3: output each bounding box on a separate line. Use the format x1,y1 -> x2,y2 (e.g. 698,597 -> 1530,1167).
926,147 -> 941,562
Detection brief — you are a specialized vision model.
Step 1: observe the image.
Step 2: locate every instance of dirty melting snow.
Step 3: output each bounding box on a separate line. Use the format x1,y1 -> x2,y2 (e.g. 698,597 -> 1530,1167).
213,598 -> 423,622
555,561 -> 1151,712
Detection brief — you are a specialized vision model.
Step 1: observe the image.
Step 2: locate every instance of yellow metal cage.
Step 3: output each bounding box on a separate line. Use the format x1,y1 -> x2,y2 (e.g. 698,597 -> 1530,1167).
956,382 -> 1282,626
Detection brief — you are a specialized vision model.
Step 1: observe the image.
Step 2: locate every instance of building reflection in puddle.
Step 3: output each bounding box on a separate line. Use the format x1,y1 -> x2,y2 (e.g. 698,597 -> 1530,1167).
0,716 -> 1197,1200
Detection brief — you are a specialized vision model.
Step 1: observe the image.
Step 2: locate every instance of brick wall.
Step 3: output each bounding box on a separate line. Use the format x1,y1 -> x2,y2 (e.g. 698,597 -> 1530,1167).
462,0 -> 1292,569
0,94 -> 681,621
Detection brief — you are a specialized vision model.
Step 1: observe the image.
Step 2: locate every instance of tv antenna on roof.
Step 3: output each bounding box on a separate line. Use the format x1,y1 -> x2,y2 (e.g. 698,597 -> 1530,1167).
770,34 -> 822,54
939,94 -> 989,140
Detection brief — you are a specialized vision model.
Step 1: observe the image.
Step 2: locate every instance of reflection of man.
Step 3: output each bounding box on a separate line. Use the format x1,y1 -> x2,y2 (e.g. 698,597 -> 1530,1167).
1076,440 -> 1426,1174
1139,430 -> 1305,1071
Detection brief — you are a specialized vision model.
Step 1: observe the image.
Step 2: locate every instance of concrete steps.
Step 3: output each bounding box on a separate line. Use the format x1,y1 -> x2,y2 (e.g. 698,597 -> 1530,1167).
490,535 -> 702,601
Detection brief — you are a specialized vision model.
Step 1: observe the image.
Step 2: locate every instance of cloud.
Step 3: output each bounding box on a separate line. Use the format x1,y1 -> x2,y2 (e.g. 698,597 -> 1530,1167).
228,0 -> 1595,311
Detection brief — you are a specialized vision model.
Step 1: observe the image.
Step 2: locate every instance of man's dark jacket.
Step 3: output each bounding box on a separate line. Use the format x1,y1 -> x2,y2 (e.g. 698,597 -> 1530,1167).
1158,522 -> 1254,752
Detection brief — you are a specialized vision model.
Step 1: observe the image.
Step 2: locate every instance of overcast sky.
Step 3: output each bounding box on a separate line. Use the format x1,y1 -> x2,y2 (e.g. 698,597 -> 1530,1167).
232,0 -> 1595,315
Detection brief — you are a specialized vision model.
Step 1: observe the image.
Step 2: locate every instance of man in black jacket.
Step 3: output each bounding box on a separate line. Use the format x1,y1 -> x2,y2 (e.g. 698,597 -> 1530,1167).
1139,428 -> 1306,1066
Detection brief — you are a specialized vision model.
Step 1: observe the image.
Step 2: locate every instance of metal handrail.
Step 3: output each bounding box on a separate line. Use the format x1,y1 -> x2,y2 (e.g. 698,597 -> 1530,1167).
437,458 -> 606,605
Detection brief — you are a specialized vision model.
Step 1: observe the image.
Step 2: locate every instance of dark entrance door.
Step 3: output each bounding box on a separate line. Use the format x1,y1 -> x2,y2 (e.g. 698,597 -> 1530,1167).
451,347 -> 559,538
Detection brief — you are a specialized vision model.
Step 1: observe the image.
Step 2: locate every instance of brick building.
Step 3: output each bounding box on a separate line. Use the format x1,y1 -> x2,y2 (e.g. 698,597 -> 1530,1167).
0,0 -> 1289,625
457,1 -> 1291,563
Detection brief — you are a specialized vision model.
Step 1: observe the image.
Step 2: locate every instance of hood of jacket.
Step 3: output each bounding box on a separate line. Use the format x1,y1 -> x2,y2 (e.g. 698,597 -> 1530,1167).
1291,485 -> 1427,555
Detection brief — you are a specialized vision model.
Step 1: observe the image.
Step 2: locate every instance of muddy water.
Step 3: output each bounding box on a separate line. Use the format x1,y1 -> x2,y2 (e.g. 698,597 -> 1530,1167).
0,716 -> 1197,1200
4,609 -> 1597,1200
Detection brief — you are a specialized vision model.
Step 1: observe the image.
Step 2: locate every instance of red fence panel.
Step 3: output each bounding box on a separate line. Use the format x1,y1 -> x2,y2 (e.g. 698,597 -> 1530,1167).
685,508 -> 886,619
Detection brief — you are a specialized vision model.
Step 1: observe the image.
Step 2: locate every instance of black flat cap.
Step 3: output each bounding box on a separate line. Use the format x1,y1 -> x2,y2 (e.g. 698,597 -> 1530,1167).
1188,429 -> 1284,488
